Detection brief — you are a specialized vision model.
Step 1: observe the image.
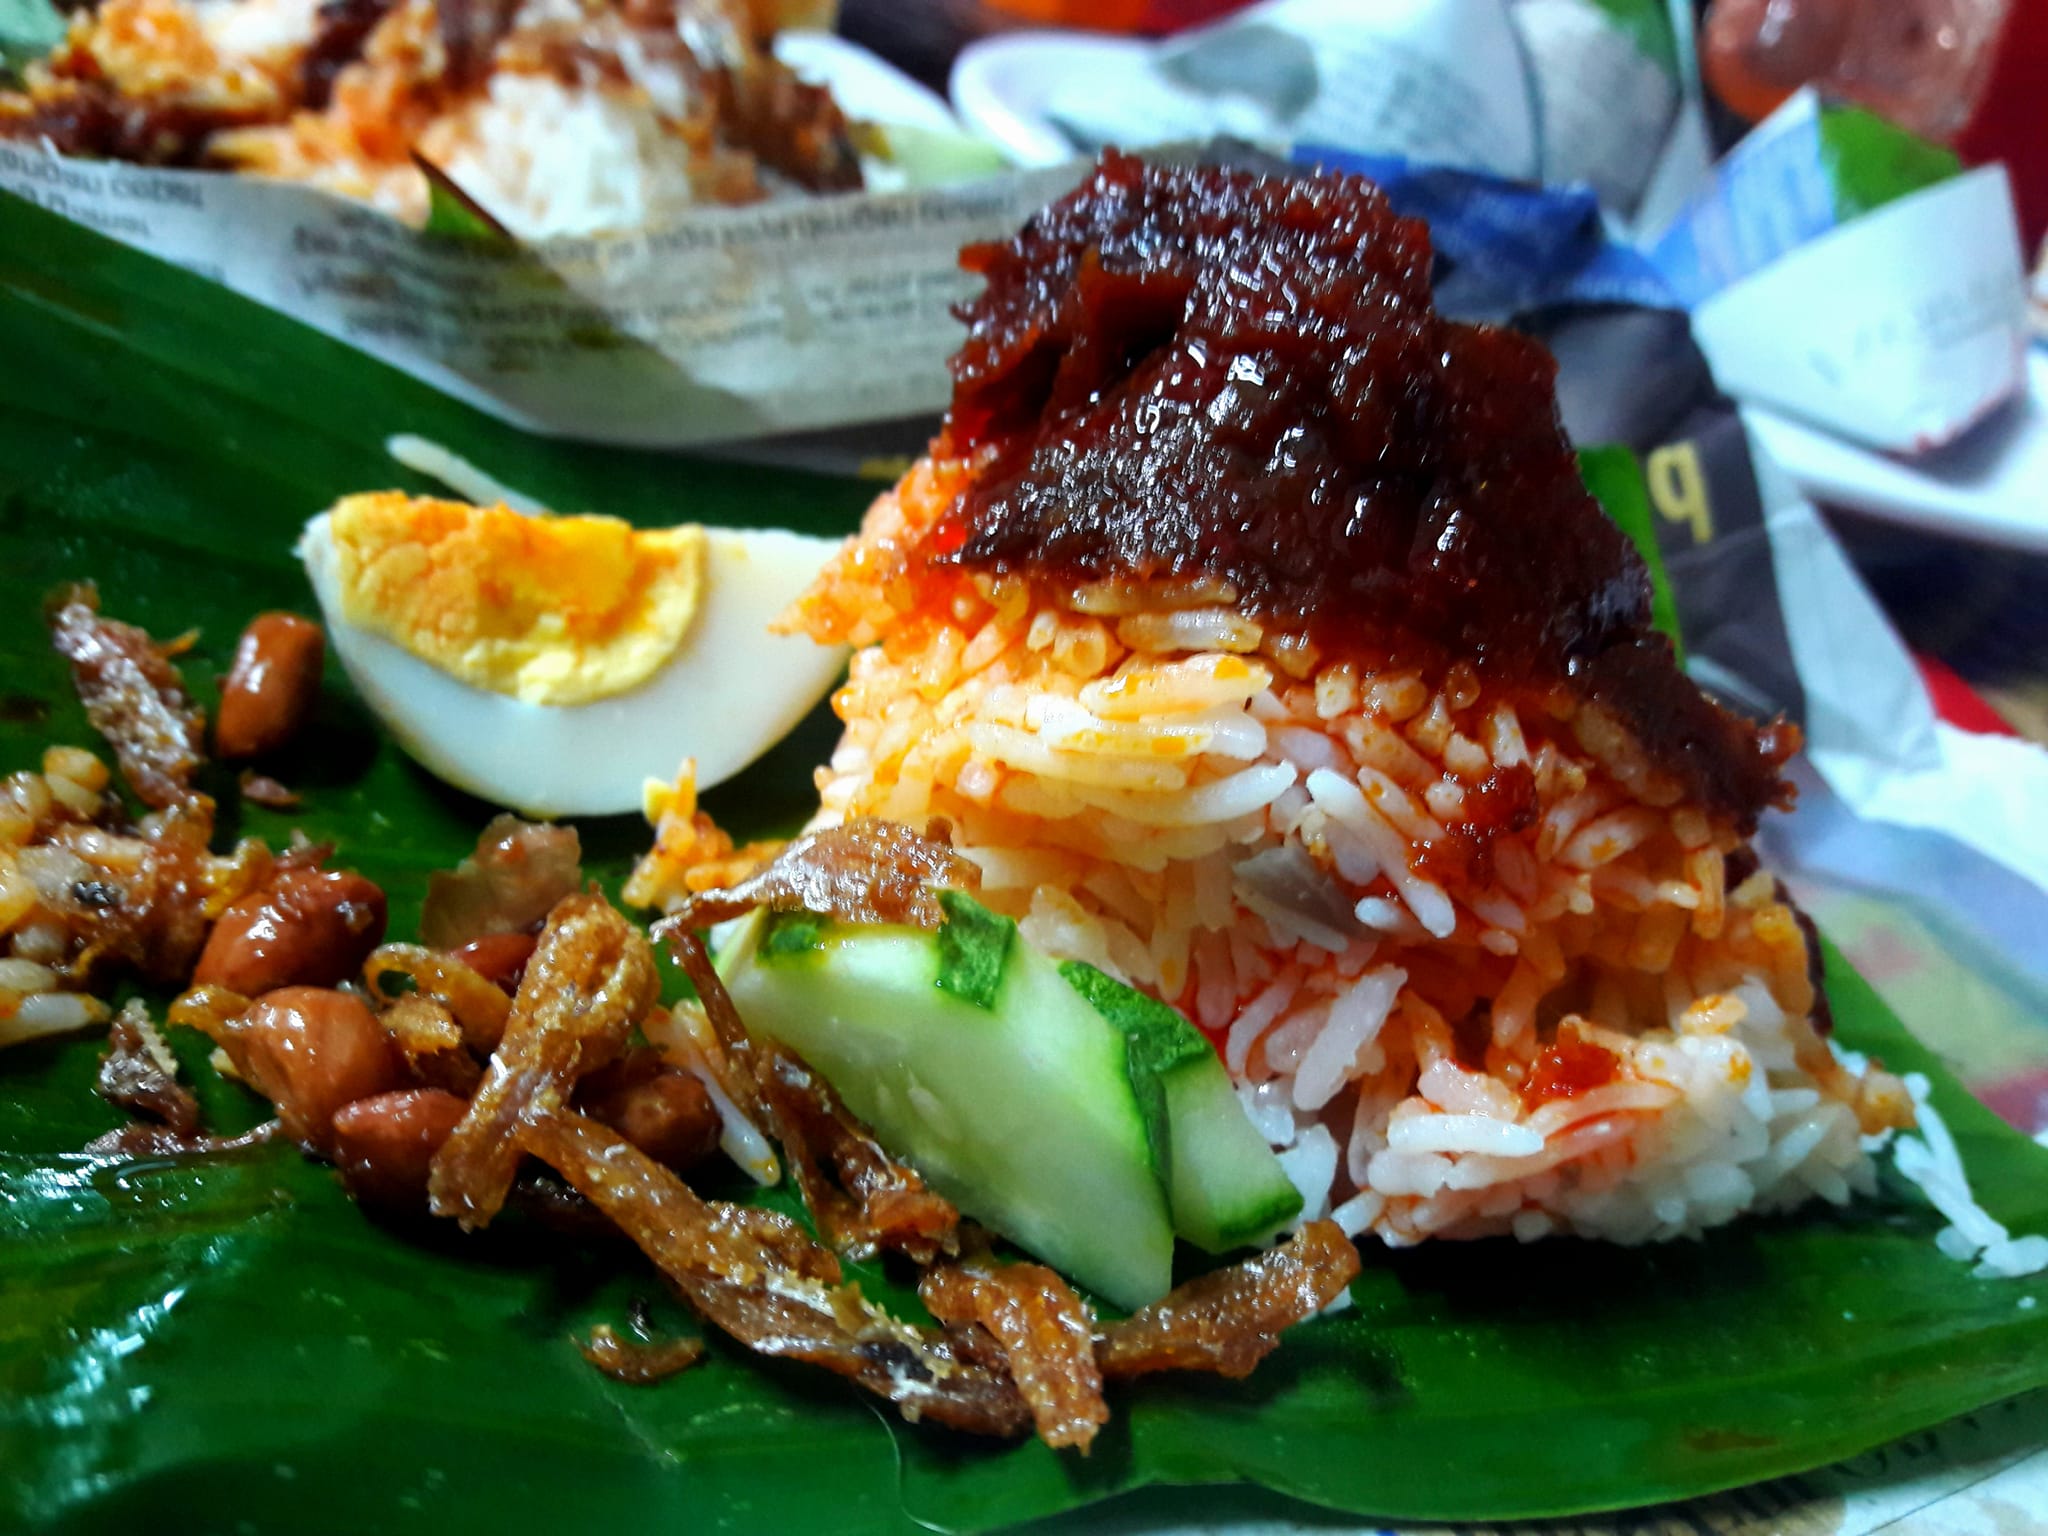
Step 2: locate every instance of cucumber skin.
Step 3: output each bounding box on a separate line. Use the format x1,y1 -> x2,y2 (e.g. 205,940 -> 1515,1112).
719,906 -> 1177,1310
934,889 -> 1012,1009
1058,960 -> 1303,1254
1160,1064 -> 1304,1253
1055,960 -> 1174,1180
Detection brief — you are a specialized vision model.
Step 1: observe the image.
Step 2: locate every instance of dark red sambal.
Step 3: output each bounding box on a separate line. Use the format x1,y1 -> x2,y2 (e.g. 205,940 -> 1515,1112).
1521,1031 -> 1622,1108
929,151 -> 1793,830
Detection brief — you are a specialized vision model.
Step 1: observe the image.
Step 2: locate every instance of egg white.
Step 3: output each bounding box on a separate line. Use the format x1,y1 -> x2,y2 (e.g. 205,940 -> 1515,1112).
300,514 -> 848,817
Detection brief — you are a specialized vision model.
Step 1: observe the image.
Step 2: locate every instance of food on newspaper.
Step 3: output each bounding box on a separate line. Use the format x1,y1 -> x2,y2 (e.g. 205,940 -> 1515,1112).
766,151 -> 1917,1255
296,492 -> 845,814
0,0 -> 861,235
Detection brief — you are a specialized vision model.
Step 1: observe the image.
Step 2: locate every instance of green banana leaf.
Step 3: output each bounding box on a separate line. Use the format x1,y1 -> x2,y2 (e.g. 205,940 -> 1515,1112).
3,188 -> 2047,1536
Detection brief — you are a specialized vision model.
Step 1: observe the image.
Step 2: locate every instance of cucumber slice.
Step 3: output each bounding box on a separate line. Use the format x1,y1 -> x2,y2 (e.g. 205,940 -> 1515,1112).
1059,961 -> 1303,1254
719,898 -> 1176,1309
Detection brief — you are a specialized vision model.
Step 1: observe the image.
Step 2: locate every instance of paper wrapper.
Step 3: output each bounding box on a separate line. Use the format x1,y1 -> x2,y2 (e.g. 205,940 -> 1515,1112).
0,142 -> 1080,447
1692,168 -> 2029,454
1739,349 -> 2048,557
1648,92 -> 2031,456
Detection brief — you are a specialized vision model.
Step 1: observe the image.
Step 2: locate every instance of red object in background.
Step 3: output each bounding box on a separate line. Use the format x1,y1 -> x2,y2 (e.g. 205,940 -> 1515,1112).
1917,656 -> 2021,738
1951,1 -> 2048,257
1702,0 -> 2048,251
978,0 -> 1248,31
1976,1066 -> 2048,1137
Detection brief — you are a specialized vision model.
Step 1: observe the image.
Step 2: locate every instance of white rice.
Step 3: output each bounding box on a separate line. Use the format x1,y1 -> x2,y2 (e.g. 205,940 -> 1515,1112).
1225,971 -> 1300,1078
824,654 -> 1890,1244
1275,1124 -> 1339,1225
1388,1113 -> 1545,1159
0,990 -> 109,1049
385,436 -> 548,515
1292,967 -> 1402,1112
1882,1070 -> 2048,1280
197,0 -> 321,61
429,74 -> 708,240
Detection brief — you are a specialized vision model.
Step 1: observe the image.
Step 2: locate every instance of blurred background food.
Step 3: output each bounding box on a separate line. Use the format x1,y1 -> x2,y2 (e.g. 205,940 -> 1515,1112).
1701,0 -> 2044,248
0,0 -> 868,233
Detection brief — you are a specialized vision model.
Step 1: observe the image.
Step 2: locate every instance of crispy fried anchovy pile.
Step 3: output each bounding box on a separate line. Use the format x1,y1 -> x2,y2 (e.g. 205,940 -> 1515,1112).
44,619 -> 1360,1450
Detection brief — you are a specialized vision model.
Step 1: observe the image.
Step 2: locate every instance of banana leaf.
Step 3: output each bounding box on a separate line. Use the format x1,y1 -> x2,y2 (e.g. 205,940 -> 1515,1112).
2,189 -> 2047,1536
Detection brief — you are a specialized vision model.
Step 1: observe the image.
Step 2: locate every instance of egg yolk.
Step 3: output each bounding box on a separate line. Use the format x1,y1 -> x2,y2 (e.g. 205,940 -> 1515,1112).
326,492 -> 706,707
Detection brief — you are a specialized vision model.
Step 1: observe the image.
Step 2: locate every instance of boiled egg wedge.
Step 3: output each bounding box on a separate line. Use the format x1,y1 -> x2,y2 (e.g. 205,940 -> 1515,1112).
299,492 -> 847,816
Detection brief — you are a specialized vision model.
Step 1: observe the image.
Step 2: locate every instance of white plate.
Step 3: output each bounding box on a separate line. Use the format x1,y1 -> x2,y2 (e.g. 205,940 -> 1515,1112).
774,30 -> 962,135
950,31 -> 1148,166
1745,349 -> 2048,556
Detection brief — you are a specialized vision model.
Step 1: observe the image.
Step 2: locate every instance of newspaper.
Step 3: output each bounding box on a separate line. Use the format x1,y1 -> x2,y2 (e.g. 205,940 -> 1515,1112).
1648,93 -> 2030,456
0,141 -> 1080,447
950,0 -> 1694,224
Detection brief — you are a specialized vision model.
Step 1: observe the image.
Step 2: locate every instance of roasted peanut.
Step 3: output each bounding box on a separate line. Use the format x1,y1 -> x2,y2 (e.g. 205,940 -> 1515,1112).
223,986 -> 403,1149
580,1052 -> 721,1171
194,867 -> 388,995
452,930 -> 539,995
332,1088 -> 469,1208
216,613 -> 324,760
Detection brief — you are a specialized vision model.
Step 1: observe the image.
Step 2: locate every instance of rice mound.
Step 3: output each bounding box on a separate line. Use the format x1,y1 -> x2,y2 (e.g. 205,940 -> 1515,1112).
782,454 -> 1914,1249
